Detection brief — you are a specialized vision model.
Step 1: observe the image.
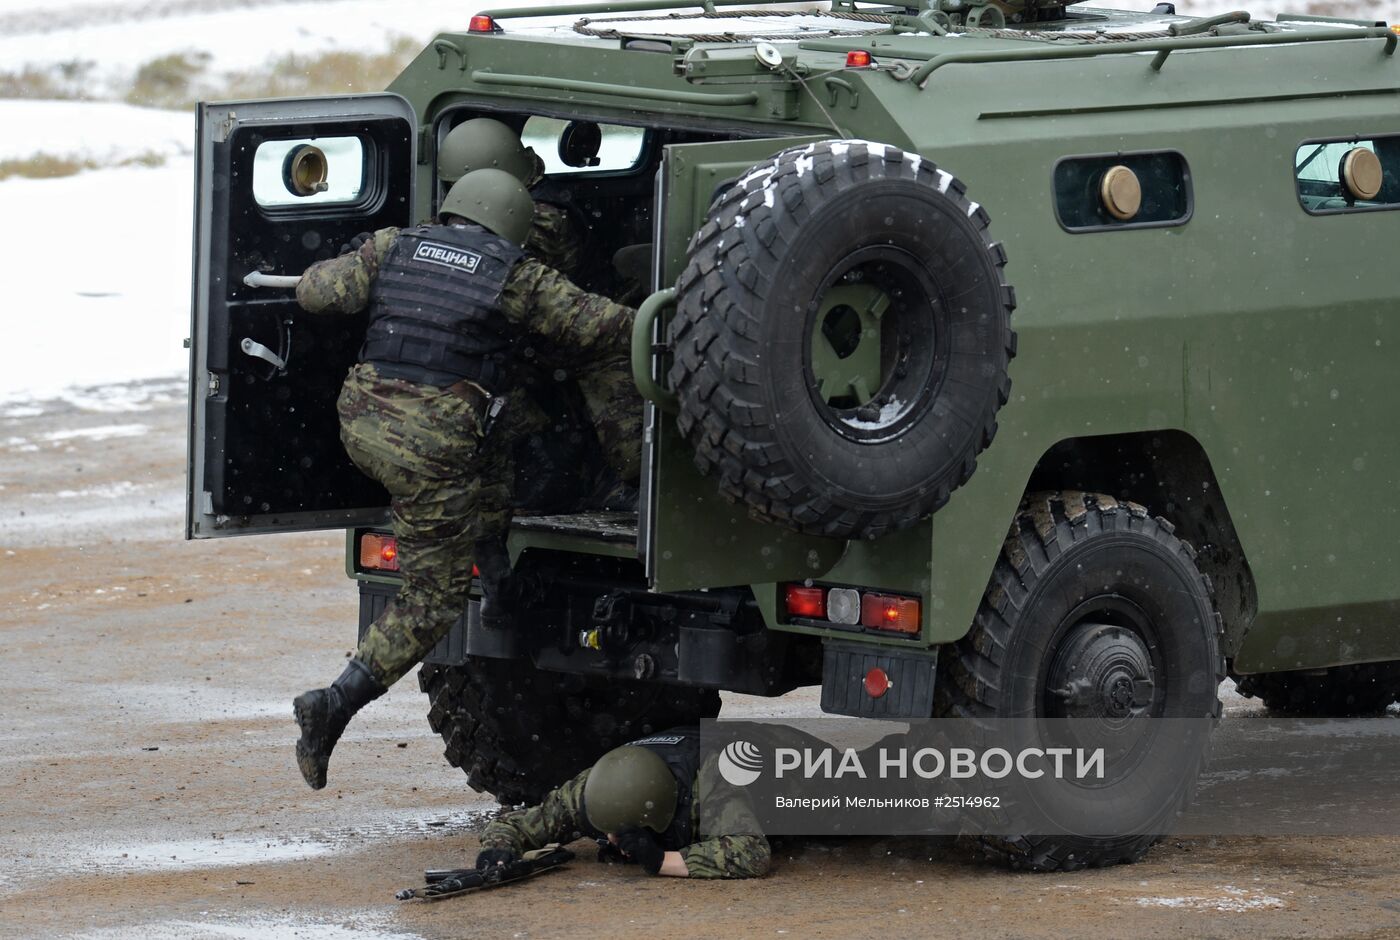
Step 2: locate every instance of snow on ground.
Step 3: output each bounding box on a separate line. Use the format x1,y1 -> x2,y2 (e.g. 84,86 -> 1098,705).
0,158 -> 192,403
0,100 -> 191,164
0,0 -> 532,76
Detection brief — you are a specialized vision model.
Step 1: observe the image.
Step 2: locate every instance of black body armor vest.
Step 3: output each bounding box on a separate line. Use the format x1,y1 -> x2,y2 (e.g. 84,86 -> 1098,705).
625,727 -> 702,850
359,223 -> 525,388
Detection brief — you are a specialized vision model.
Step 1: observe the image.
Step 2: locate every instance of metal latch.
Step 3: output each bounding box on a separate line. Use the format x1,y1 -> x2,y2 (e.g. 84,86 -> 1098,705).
241,337 -> 287,372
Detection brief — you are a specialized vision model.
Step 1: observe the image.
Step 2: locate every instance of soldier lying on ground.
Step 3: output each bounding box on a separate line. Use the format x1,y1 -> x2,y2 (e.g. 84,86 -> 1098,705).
289,168 -> 637,790
472,727 -> 771,879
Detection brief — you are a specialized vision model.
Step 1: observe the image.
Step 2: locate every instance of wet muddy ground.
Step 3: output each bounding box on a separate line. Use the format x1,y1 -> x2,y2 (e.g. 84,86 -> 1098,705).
2,384 -> 1399,939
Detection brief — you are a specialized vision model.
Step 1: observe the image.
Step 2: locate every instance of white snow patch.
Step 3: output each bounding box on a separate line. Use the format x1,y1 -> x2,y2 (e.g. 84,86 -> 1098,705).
0,163 -> 191,404
41,423 -> 149,443
49,481 -> 149,500
0,0 -> 493,76
843,398 -> 907,430
936,169 -> 953,193
1135,886 -> 1287,912
72,910 -> 426,940
0,100 -> 191,165
967,200 -> 981,217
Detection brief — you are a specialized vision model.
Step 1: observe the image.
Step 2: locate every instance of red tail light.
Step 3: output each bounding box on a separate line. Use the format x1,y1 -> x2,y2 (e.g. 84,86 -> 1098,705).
359,533 -> 400,572
845,50 -> 873,68
469,14 -> 501,32
861,593 -> 920,634
784,584 -> 826,619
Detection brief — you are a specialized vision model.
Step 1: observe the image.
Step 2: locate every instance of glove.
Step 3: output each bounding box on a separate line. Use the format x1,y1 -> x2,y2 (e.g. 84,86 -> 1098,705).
614,826 -> 665,875
338,231 -> 374,256
475,847 -> 519,870
596,837 -> 627,864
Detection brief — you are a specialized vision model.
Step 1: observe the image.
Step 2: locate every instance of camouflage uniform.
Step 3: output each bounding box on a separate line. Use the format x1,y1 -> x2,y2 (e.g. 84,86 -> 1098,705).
520,155 -> 641,483
479,753 -> 772,879
298,227 -> 635,686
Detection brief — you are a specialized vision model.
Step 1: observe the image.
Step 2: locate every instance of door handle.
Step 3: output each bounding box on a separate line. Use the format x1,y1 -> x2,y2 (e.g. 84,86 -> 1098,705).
632,287 -> 678,413
243,271 -> 302,289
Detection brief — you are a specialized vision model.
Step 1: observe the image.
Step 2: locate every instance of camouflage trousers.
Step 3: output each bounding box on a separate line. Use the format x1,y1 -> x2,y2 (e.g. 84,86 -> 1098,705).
552,350 -> 642,483
338,364 -> 512,687
501,348 -> 641,490
339,352 -> 640,687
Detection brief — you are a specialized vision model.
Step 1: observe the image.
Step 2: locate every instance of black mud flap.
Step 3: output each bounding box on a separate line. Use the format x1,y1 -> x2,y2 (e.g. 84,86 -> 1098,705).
357,581 -> 517,665
820,639 -> 938,720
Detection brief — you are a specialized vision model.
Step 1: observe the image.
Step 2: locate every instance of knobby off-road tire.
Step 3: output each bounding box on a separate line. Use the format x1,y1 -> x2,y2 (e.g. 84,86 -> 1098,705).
419,657 -> 721,805
668,140 -> 1017,540
1236,663 -> 1400,716
936,491 -> 1226,872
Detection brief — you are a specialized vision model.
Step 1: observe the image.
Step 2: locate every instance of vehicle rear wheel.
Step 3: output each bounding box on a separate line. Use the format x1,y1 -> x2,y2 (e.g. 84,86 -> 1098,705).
1235,663 -> 1400,716
668,139 -> 1016,540
936,491 -> 1225,871
419,657 -> 721,805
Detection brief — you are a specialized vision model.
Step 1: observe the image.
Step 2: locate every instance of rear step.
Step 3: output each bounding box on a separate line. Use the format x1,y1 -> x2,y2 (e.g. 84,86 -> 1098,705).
512,510 -> 638,543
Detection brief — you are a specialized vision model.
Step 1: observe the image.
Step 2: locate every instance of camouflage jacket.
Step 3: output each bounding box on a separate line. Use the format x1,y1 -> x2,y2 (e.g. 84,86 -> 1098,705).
527,200 -> 582,280
295,227 -> 629,367
523,151 -> 582,278
480,759 -> 772,879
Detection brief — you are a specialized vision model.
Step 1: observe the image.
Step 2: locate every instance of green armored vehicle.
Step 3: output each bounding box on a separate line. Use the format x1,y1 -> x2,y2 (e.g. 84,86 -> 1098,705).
186,0 -> 1400,870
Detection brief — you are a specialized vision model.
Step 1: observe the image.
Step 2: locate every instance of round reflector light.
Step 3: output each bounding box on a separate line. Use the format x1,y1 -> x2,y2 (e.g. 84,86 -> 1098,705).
864,667 -> 891,698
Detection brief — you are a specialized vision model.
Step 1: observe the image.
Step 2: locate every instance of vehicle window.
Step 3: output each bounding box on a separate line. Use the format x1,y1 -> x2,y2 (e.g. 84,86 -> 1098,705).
522,116 -> 647,175
1295,137 -> 1400,214
1052,151 -> 1191,232
252,136 -> 367,208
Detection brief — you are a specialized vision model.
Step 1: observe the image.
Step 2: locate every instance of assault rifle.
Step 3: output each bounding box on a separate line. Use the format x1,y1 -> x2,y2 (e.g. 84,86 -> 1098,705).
395,845 -> 575,901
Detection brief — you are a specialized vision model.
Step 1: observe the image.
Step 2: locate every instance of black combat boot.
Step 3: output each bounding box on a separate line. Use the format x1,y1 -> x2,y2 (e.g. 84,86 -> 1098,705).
474,535 -> 517,631
292,659 -> 386,790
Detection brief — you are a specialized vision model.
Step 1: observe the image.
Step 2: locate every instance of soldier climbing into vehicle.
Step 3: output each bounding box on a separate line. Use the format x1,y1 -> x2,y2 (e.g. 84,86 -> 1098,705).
438,117 -> 644,512
288,167 -> 639,790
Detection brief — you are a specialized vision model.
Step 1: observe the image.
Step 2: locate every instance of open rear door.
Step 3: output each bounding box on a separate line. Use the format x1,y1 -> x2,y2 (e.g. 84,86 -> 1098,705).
187,95 -> 415,538
641,135 -> 847,592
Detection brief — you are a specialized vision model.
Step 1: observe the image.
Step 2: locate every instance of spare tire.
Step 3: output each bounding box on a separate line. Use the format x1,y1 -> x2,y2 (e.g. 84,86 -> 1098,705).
668,140 -> 1016,540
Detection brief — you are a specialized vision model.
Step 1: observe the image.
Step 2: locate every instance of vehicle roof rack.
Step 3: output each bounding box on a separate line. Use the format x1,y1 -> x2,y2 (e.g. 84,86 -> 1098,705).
898,23 -> 1396,87
480,0 -> 902,21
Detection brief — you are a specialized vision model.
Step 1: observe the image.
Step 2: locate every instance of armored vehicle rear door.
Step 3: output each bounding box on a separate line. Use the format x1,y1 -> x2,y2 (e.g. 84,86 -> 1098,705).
187,95 -> 415,539
643,136 -> 847,591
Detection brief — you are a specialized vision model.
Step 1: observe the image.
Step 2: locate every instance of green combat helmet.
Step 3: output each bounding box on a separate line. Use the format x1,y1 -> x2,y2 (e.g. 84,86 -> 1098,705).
438,117 -> 535,185
582,745 -> 678,834
438,168 -> 535,246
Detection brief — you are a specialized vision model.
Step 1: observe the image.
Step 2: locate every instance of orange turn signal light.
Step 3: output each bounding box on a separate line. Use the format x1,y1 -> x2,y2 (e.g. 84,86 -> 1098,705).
860,593 -> 921,634
359,533 -> 400,572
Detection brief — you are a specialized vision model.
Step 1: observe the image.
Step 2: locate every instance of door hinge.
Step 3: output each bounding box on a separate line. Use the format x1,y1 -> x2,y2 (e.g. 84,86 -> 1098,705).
214,110 -> 237,143
207,373 -> 221,396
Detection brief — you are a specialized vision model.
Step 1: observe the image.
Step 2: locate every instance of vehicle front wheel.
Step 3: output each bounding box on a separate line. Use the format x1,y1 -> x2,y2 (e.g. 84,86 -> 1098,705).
937,491 -> 1225,871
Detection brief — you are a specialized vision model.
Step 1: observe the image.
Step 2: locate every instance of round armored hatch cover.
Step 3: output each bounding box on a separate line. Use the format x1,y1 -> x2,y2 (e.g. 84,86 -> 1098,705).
1342,147 -> 1383,201
1100,165 -> 1142,221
